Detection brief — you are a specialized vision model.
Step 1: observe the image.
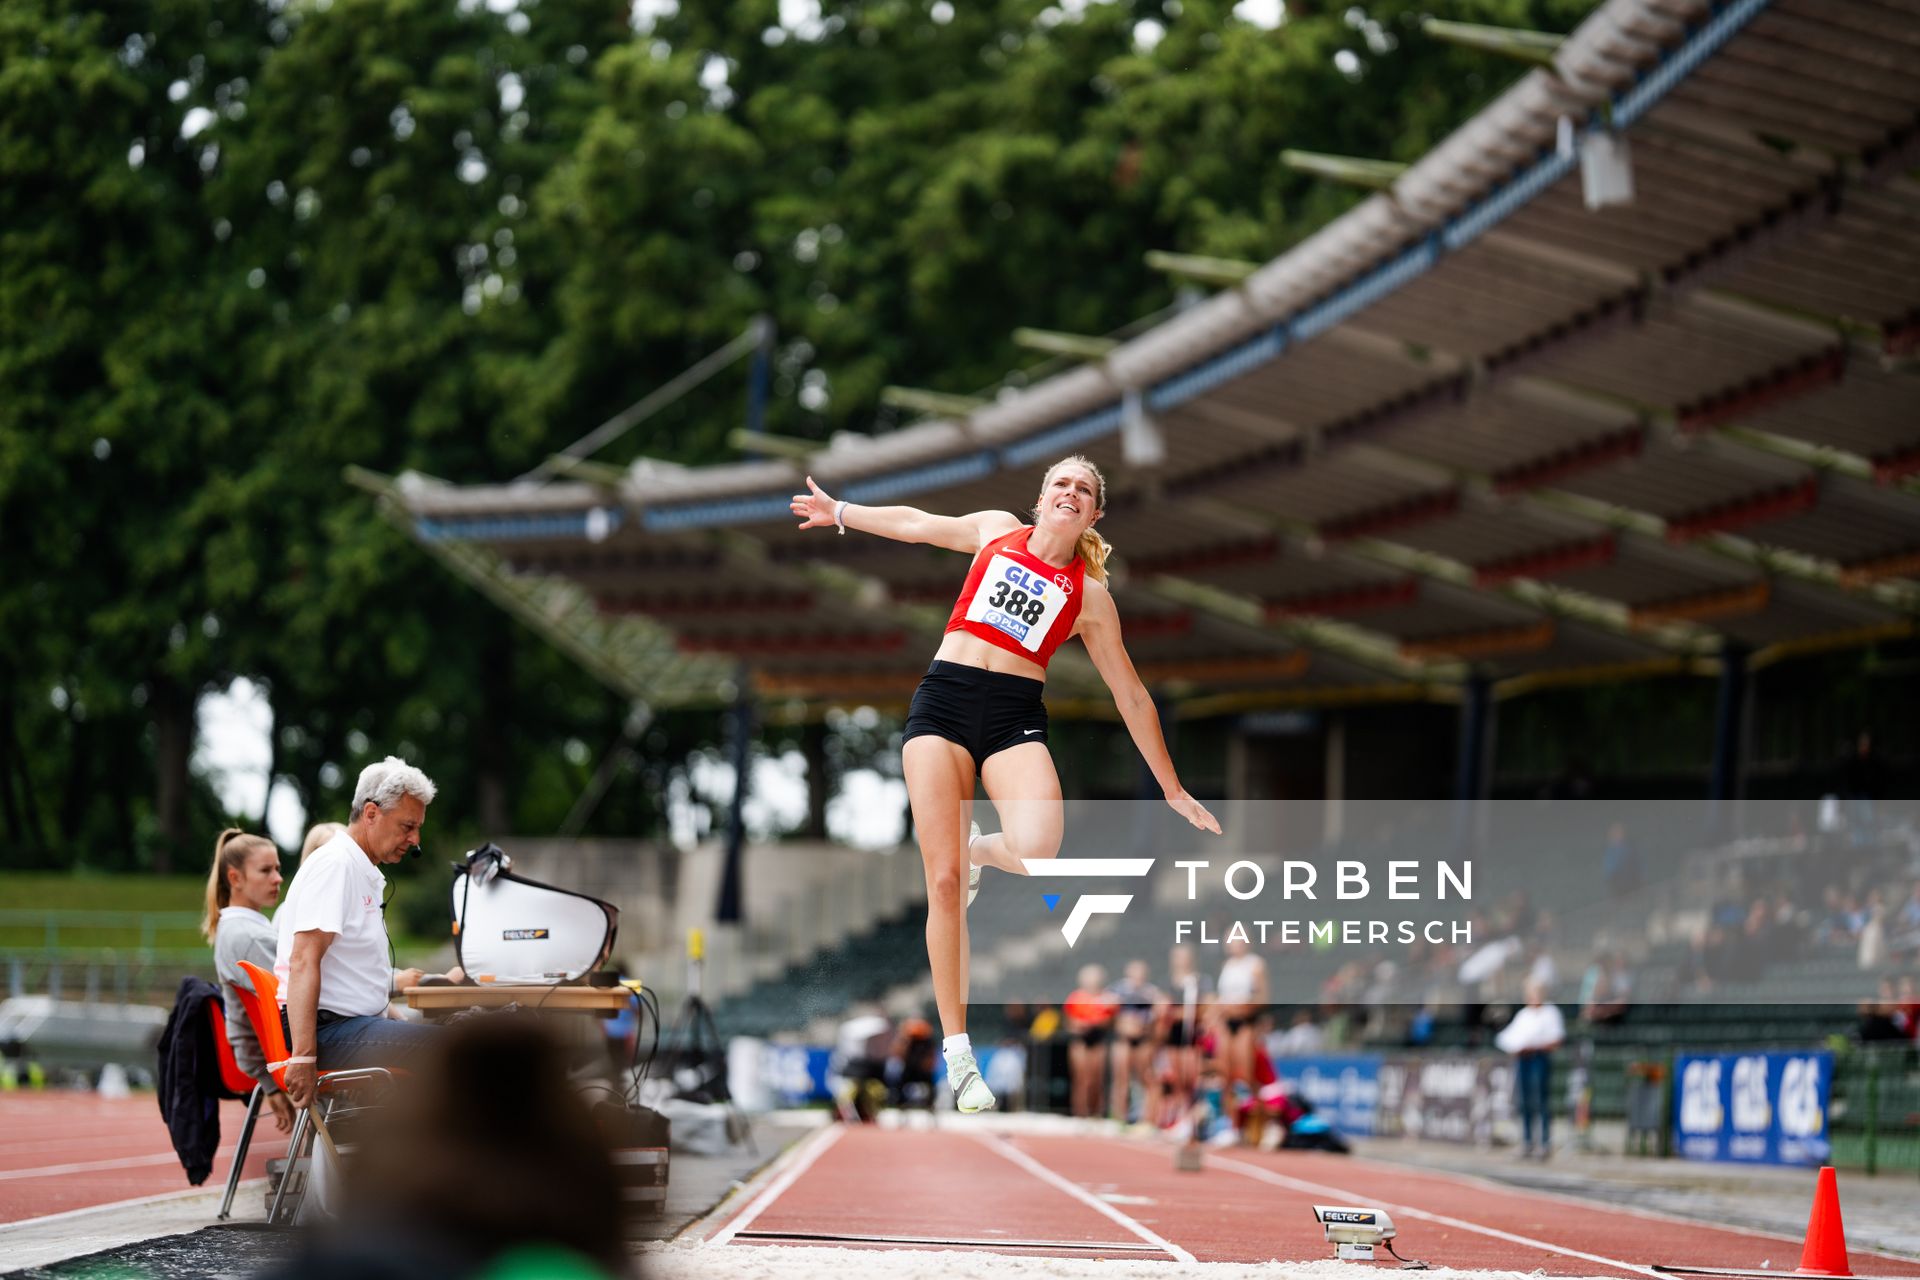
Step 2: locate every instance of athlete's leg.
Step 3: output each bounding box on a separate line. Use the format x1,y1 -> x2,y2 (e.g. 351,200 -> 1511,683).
975,741 -> 1063,874
904,734 -> 975,1039
1109,1036 -> 1140,1122
1129,1038 -> 1154,1122
1069,1038 -> 1095,1117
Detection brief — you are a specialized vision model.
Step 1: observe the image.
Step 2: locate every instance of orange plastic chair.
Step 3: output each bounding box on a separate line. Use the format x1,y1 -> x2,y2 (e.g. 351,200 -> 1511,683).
233,960 -> 396,1223
206,1000 -> 265,1220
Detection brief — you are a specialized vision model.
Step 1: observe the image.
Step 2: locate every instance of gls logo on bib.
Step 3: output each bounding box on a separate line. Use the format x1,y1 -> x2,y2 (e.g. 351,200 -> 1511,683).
964,555 -> 1067,653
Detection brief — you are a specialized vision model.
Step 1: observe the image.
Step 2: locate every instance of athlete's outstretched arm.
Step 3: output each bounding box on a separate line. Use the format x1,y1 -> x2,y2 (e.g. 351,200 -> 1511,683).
1076,582 -> 1223,835
791,475 -> 1018,554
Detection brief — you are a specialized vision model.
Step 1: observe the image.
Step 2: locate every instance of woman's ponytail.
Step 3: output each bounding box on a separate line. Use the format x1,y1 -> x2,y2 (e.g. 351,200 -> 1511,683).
203,828 -> 243,941
203,828 -> 273,941
1076,527 -> 1112,586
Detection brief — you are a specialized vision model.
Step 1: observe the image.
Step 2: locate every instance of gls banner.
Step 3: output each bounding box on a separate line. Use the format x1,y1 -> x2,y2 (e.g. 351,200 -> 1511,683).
1674,1050 -> 1832,1166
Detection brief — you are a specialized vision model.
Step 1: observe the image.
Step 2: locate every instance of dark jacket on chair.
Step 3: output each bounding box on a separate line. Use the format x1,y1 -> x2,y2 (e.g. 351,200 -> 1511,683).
156,975 -> 224,1185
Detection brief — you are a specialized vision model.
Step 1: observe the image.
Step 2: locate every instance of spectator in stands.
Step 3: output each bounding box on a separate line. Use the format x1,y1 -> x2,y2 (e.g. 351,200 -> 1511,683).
1525,940 -> 1558,994
1107,959 -> 1161,1125
1272,1009 -> 1324,1058
1891,883 -> 1920,958
1858,890 -> 1889,971
1497,889 -> 1538,941
1579,951 -> 1632,1027
1729,899 -> 1774,981
1495,977 -> 1565,1161
203,828 -> 295,1136
1063,964 -> 1115,1119
1814,888 -> 1857,949
1602,822 -> 1642,898
1771,890 -> 1808,956
1893,976 -> 1919,1042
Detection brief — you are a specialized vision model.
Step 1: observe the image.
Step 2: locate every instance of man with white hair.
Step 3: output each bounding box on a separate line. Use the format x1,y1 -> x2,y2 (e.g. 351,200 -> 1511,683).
275,756 -> 459,1109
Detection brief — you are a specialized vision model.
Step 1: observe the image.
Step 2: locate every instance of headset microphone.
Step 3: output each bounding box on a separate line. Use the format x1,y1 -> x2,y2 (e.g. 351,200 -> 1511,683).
408,843 -> 423,861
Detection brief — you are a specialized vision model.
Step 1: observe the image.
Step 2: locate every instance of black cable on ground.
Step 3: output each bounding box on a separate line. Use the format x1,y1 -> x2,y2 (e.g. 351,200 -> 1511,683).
1386,1240 -> 1432,1269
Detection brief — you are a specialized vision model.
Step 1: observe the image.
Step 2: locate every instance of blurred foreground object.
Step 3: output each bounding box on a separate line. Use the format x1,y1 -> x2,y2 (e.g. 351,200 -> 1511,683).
267,1019 -> 633,1279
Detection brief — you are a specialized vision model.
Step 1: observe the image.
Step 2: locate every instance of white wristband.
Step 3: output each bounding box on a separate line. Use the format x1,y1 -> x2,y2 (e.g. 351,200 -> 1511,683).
834,500 -> 849,535
269,1055 -> 317,1070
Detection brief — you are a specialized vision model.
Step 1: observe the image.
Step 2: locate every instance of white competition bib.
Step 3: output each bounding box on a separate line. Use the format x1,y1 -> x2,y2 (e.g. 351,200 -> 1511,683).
963,553 -> 1069,653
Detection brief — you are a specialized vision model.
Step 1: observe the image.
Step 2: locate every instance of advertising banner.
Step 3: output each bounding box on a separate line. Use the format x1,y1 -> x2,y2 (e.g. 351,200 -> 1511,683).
761,1043 -> 834,1105
1375,1055 -> 1511,1145
1271,1054 -> 1384,1136
1674,1050 -> 1832,1166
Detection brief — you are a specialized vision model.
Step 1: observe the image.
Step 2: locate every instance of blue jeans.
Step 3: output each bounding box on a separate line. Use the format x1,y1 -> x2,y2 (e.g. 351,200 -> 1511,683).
1515,1051 -> 1552,1149
316,1015 -> 440,1072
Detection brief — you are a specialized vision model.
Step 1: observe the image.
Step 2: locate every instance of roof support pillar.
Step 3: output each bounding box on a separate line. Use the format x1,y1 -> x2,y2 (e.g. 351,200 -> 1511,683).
1709,643 -> 1751,837
803,720 -> 830,841
1323,713 -> 1347,849
1454,675 -> 1494,853
717,665 -> 755,924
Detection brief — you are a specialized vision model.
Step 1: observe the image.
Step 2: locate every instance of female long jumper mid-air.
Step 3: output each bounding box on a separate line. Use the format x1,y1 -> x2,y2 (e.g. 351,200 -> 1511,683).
792,455 -> 1222,1112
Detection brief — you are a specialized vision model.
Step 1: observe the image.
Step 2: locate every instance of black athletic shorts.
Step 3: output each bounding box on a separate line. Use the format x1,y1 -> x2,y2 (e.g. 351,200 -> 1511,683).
1073,1026 -> 1110,1051
903,660 -> 1047,772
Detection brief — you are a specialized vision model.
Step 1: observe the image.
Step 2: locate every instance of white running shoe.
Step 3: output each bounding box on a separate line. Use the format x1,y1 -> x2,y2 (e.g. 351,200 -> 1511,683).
966,821 -> 983,908
947,1050 -> 997,1114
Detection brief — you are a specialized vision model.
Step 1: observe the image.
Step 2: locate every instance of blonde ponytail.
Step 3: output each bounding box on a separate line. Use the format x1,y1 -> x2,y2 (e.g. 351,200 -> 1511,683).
203,827 -> 274,941
1077,527 -> 1112,586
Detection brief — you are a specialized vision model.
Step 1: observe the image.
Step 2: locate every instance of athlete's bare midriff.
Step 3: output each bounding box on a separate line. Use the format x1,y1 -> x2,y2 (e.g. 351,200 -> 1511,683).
932,630 -> 1049,682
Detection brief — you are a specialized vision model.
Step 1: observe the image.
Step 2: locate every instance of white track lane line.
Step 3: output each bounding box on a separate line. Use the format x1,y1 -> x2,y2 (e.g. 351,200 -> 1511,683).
0,1138 -> 252,1183
1345,1157 -> 1920,1267
0,1183 -> 249,1233
1190,1148 -> 1662,1278
974,1130 -> 1197,1263
706,1123 -> 846,1247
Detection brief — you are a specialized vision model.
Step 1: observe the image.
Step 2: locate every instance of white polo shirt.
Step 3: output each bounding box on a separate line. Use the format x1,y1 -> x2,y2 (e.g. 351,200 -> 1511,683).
273,829 -> 392,1018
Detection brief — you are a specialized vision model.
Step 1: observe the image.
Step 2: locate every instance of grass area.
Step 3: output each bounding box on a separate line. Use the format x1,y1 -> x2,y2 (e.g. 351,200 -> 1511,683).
0,870 -> 452,962
0,871 -> 211,913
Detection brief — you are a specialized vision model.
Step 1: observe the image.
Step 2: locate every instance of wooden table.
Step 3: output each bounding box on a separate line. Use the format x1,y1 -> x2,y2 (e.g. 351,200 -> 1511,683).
401,984 -> 637,1015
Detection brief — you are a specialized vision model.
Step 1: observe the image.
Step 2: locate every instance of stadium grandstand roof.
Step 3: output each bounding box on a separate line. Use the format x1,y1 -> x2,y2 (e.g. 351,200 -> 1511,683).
364,0 -> 1920,715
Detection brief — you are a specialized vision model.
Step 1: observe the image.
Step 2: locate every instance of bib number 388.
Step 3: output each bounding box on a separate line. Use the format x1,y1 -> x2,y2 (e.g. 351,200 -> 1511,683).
965,554 -> 1066,653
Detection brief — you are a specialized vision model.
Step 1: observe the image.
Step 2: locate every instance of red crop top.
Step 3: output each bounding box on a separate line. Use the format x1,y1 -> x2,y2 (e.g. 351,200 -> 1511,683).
942,527 -> 1086,669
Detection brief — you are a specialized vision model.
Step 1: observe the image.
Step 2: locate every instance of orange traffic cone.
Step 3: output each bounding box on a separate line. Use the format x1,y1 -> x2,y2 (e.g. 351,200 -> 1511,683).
1794,1166 -> 1851,1277
1654,1165 -> 1877,1280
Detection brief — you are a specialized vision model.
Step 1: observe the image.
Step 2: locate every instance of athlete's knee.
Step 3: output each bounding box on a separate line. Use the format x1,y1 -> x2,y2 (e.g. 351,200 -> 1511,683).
1001,823 -> 1062,864
926,868 -> 965,911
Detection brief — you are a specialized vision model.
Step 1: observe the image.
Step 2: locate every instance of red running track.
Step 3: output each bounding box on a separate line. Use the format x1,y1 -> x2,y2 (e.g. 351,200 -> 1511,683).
0,1093 -> 273,1224
703,1125 -> 1920,1273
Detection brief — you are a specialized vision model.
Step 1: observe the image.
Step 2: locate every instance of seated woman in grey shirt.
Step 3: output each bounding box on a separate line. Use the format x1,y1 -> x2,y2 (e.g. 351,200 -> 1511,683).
204,827 -> 298,1134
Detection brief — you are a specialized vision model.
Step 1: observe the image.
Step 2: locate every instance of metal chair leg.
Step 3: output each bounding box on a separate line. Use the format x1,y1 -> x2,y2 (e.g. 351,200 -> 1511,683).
269,1106 -> 311,1226
218,1085 -> 265,1221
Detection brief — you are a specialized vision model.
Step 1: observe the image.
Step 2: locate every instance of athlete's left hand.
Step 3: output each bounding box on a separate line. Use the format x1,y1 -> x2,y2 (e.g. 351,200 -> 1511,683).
1166,788 -> 1221,834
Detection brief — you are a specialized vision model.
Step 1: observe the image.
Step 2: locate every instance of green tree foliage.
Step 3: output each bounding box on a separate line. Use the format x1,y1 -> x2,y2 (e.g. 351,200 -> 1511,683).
2,0 -> 1596,870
